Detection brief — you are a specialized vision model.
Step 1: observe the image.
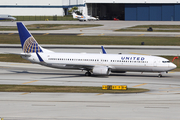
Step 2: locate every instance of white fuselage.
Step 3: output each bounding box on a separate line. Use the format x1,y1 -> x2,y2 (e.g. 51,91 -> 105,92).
72,13 -> 98,21
22,52 -> 176,73
0,14 -> 16,21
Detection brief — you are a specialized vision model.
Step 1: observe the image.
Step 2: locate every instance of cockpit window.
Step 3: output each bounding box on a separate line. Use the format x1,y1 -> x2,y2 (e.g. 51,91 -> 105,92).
162,61 -> 170,63
8,15 -> 12,17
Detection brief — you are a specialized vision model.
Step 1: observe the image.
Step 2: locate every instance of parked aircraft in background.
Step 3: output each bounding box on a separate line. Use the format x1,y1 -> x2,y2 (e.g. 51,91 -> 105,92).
72,12 -> 98,21
15,22 -> 176,77
0,14 -> 16,21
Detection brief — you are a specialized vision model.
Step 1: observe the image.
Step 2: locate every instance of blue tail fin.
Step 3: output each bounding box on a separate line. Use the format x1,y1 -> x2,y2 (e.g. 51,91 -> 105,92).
17,22 -> 43,53
101,46 -> 107,54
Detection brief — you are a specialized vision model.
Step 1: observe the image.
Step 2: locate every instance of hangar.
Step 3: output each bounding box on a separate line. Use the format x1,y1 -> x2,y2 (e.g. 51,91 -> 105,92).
86,3 -> 180,21
84,0 -> 180,21
0,0 -> 180,21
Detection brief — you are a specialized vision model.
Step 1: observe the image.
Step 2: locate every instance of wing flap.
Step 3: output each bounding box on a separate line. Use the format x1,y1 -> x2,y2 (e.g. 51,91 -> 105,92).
65,64 -> 94,70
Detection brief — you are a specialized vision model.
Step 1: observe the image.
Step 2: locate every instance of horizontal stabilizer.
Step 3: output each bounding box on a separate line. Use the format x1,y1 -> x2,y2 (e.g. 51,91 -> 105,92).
5,52 -> 31,57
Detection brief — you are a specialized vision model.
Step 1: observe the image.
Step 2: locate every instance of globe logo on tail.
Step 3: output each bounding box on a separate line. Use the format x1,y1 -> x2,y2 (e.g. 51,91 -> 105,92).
23,36 -> 43,53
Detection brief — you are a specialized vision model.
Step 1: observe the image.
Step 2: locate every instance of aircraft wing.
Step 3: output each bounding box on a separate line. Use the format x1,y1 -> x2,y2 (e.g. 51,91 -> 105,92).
65,64 -> 94,70
35,52 -> 95,70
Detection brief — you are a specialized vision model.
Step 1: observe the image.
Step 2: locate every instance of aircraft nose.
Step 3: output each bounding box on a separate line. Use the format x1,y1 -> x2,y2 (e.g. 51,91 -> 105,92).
169,63 -> 177,70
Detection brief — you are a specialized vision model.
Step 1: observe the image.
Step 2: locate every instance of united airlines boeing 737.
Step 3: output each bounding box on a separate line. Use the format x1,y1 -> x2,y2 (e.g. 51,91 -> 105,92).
16,22 -> 176,77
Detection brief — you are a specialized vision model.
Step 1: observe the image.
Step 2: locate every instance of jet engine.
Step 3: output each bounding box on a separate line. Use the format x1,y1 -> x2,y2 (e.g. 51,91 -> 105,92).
93,66 -> 111,75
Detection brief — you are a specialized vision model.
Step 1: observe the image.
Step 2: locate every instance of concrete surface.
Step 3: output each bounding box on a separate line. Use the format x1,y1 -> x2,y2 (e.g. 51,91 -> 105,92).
0,21 -> 180,120
0,44 -> 180,56
1,21 -> 180,37
0,62 -> 180,120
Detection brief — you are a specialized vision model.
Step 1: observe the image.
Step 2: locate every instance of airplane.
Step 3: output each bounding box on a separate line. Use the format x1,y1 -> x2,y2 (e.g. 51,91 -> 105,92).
15,22 -> 176,77
72,12 -> 99,21
0,14 -> 16,21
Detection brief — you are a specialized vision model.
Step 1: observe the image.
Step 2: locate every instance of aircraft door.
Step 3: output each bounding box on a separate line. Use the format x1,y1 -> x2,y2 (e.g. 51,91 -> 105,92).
153,58 -> 161,67
153,59 -> 158,67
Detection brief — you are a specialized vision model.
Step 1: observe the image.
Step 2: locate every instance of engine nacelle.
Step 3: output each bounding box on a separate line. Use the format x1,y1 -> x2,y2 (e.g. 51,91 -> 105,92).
93,66 -> 111,75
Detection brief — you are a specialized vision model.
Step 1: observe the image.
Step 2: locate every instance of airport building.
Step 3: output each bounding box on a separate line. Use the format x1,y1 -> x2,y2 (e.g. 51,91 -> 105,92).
1,0 -> 180,21
0,0 -> 84,16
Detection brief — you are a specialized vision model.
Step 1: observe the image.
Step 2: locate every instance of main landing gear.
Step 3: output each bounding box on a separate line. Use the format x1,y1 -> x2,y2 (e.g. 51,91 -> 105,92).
158,74 -> 162,78
85,71 -> 91,76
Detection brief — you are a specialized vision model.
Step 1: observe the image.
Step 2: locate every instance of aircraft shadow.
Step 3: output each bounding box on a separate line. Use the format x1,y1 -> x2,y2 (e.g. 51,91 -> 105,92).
7,70 -> 172,78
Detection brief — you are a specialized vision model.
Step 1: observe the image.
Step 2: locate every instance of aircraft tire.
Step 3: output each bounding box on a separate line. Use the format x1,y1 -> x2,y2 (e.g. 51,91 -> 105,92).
85,72 -> 91,76
158,74 -> 162,78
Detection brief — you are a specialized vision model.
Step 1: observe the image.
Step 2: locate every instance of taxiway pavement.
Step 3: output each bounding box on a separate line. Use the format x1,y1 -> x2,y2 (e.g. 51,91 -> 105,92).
1,21 -> 180,120
1,21 -> 180,37
0,44 -> 180,56
0,62 -> 180,120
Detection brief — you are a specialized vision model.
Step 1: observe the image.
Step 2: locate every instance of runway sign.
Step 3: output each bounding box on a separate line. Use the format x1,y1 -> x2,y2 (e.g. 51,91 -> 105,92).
102,85 -> 127,90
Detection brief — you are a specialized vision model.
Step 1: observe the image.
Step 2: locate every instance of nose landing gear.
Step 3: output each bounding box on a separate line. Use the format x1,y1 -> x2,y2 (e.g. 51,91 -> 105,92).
158,72 -> 167,78
158,74 -> 162,78
85,71 -> 91,76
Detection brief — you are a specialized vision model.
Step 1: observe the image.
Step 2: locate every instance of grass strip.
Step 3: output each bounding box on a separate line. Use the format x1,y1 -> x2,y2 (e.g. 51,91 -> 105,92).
117,29 -> 180,32
0,54 -> 30,63
130,25 -> 180,28
1,34 -> 180,45
0,24 -> 102,31
0,85 -> 149,93
116,25 -> 180,32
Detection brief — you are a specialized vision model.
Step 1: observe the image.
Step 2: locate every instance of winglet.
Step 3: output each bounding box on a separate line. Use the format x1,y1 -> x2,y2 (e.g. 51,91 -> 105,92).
36,52 -> 44,62
101,46 -> 107,54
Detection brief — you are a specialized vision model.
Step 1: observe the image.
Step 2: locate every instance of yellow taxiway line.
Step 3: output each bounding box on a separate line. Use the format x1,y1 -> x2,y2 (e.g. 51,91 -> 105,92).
22,80 -> 39,85
96,93 -> 104,96
21,92 -> 30,95
175,35 -> 180,37
98,33 -> 105,36
129,52 -> 150,55
8,33 -> 14,35
133,83 -> 147,87
77,33 -> 84,36
43,33 -> 49,35
137,34 -> 144,36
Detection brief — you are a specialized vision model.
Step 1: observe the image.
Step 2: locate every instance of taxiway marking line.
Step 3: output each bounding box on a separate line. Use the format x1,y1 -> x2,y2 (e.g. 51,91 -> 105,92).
43,33 -> 49,35
10,63 -> 32,66
96,93 -> 103,96
98,33 -> 104,36
138,34 -> 144,36
175,35 -> 180,37
129,52 -> 149,55
133,83 -> 147,87
22,80 -> 39,85
21,92 -> 30,95
145,93 -> 164,95
159,87 -> 180,90
8,33 -> 14,35
77,33 -> 84,36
